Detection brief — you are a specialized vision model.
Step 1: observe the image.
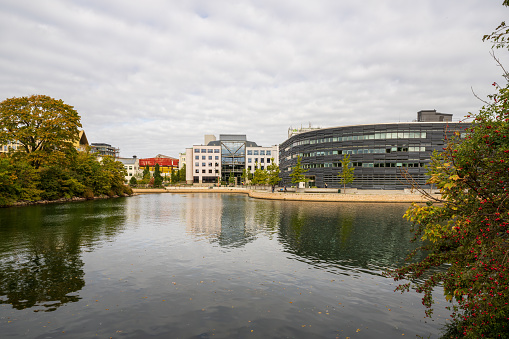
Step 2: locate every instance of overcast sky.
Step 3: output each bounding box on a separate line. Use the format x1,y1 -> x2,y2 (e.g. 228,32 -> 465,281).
1,1 -> 507,158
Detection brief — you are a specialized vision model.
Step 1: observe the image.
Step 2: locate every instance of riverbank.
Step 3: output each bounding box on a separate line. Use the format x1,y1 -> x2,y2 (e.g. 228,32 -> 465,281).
5,193 -> 133,208
133,187 -> 439,203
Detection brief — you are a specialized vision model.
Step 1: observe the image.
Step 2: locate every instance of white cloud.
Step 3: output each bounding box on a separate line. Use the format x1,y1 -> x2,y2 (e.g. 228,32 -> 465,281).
0,0 -> 507,157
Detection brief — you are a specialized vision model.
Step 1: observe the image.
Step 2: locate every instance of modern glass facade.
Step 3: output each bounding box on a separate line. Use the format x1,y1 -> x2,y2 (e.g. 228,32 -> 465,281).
279,119 -> 470,189
220,140 -> 246,182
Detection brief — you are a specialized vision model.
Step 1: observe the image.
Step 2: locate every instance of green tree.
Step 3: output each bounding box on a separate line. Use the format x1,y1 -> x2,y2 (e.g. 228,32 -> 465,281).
179,164 -> 186,182
289,155 -> 308,184
140,165 -> 151,185
252,163 -> 268,185
241,168 -> 249,184
337,154 -> 355,191
385,83 -> 509,338
0,95 -> 82,169
267,158 -> 280,187
153,163 -> 163,187
228,172 -> 235,185
129,176 -> 137,186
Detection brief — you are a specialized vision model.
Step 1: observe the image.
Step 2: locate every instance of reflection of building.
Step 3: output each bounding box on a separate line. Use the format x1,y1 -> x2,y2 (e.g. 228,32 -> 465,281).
118,156 -> 140,181
90,143 -> 119,158
279,110 -> 469,189
183,194 -> 262,247
185,134 -> 279,184
139,155 -> 179,176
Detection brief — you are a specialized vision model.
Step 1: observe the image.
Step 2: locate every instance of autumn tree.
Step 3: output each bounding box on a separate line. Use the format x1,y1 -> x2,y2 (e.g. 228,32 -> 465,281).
0,95 -> 82,168
385,82 -> 509,337
338,154 -> 355,191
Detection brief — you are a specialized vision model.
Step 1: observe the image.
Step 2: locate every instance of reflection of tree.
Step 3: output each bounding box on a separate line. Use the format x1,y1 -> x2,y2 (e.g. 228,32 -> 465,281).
0,199 -> 128,312
0,247 -> 84,311
277,203 -> 425,273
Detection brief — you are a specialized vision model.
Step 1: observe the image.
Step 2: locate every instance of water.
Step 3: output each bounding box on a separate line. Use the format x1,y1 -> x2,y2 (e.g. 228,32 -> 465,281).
0,193 -> 450,338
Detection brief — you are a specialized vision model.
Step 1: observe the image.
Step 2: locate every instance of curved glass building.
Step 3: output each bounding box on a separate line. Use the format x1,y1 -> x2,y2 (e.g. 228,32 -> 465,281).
279,110 -> 469,189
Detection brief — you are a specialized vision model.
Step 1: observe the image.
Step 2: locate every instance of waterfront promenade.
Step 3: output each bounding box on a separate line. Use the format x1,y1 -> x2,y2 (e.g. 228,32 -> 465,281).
133,186 -> 439,203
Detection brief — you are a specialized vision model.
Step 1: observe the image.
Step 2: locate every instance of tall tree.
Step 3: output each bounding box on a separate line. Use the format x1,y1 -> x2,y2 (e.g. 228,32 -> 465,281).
180,164 -> 186,182
289,155 -> 308,184
0,95 -> 82,168
337,154 -> 355,191
241,168 -> 249,184
153,163 -> 163,187
267,158 -> 280,187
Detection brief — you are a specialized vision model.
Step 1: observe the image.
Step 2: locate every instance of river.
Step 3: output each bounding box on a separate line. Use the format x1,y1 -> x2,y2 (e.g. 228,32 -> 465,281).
0,193 -> 450,338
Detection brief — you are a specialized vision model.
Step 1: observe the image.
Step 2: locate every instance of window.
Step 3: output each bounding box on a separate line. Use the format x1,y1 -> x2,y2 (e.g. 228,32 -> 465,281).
260,150 -> 265,155
266,151 -> 271,155
248,158 -> 252,163
195,149 -> 200,153
261,166 -> 264,170
129,166 -> 132,170
254,150 -> 259,155
202,156 -> 206,160
208,163 -> 212,167
202,169 -> 206,173
195,162 -> 199,166
208,149 -> 213,153
195,156 -> 199,160
209,169 -> 212,173
195,169 -> 199,173
202,163 -> 206,167
248,166 -> 252,171
247,150 -> 253,155
255,158 -> 258,163
267,158 -> 270,163
215,156 -> 219,160
201,149 -> 206,153
261,158 -> 264,163
214,149 -> 220,153
208,156 -> 212,160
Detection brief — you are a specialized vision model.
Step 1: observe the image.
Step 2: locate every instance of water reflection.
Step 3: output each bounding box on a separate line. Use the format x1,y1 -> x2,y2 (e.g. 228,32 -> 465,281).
182,194 -> 420,275
276,202 -> 421,275
0,195 -> 420,314
0,199 -> 128,311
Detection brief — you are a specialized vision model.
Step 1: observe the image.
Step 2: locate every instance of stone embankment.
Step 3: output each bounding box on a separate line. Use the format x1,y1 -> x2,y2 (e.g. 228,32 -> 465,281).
133,187 -> 439,203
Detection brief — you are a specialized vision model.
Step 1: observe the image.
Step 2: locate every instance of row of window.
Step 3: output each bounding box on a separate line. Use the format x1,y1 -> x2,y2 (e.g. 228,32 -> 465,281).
195,162 -> 220,167
300,162 -> 427,169
247,166 -> 265,171
297,146 -> 427,158
194,149 -> 220,153
195,155 -> 220,160
247,158 -> 271,163
195,169 -> 220,174
246,150 -> 272,156
289,131 -> 429,149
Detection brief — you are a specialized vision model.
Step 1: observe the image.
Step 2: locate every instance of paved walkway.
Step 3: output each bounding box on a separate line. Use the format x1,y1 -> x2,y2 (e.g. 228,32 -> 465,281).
133,187 -> 437,203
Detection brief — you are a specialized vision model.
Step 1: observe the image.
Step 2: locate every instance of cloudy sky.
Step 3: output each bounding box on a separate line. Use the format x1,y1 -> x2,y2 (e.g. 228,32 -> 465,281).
1,1 -> 507,158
